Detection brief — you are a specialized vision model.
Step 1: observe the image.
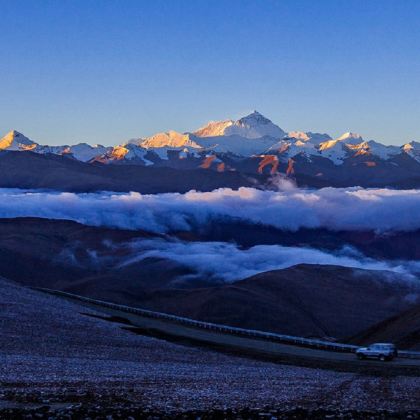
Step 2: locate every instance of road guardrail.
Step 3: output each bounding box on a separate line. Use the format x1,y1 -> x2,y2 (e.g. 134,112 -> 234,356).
34,287 -> 420,359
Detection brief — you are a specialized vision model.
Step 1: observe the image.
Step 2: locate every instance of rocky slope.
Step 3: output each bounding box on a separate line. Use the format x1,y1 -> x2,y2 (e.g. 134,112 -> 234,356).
2,277 -> 419,415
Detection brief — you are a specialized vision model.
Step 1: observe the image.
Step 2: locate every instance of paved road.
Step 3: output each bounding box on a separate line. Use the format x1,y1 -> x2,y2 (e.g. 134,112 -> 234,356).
46,290 -> 420,375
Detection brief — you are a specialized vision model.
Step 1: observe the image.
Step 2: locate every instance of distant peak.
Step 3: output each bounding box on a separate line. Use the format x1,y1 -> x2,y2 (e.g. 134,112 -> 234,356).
0,130 -> 37,150
1,129 -> 28,141
141,130 -> 201,149
239,110 -> 271,124
6,129 -> 22,137
287,131 -> 310,141
337,132 -> 362,141
402,141 -> 420,152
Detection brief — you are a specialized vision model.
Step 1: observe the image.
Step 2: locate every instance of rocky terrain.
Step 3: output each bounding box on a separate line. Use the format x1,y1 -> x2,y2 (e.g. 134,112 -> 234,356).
1,277 -> 419,418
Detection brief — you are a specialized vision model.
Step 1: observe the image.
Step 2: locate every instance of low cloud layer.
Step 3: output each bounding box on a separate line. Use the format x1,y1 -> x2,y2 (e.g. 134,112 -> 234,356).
0,187 -> 420,233
121,239 -> 420,283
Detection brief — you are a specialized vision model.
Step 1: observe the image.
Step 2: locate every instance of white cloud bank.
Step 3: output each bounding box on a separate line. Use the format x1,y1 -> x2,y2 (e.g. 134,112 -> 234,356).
121,239 -> 420,283
0,187 -> 419,233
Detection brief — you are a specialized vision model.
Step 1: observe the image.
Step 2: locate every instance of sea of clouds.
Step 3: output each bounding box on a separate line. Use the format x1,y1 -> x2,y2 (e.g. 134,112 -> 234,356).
120,239 -> 420,282
2,186 -> 419,282
0,186 -> 419,233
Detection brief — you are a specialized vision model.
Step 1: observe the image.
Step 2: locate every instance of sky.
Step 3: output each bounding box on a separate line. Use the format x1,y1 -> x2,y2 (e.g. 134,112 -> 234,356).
0,0 -> 419,146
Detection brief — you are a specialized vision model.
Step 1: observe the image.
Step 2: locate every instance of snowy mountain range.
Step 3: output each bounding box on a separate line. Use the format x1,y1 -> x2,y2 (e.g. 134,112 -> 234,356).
1,111 -> 420,183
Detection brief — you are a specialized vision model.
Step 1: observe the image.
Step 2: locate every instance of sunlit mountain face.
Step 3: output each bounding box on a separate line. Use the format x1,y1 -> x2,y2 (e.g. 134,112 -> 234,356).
1,111 -> 419,189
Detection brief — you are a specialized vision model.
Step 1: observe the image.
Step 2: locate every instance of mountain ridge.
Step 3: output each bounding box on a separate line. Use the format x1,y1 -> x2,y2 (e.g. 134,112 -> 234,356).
1,111 -> 419,185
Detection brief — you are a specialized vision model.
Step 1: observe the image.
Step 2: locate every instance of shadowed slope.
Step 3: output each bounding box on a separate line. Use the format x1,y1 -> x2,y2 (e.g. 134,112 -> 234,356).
349,304 -> 420,350
103,264 -> 420,342
0,151 -> 256,193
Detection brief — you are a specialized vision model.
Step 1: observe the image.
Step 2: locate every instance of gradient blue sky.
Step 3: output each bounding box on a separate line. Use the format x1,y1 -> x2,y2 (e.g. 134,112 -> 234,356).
1,0 -> 419,145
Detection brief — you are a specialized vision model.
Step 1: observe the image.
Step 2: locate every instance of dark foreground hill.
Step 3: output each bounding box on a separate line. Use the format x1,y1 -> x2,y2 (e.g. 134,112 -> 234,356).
1,218 -> 419,347
0,218 -> 197,291
93,264 -> 420,344
1,218 -> 418,287
1,276 -> 419,415
0,151 -> 256,193
350,304 -> 420,350
176,220 -> 420,260
1,150 -> 420,191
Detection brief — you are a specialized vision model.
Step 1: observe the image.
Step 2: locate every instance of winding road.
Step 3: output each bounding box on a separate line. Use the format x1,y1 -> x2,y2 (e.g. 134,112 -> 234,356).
39,288 -> 420,375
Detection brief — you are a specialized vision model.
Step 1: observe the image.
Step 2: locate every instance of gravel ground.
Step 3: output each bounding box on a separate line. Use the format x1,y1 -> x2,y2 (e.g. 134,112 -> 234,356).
0,277 -> 419,417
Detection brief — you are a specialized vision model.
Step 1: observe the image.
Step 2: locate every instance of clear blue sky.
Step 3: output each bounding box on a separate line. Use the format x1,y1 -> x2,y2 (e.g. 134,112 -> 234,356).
1,0 -> 419,145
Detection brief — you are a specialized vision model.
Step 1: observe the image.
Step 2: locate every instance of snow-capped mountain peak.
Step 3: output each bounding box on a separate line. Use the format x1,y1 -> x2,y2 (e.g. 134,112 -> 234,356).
402,140 -> 420,152
193,111 -> 286,140
1,115 -> 419,171
286,131 -> 332,146
317,133 -> 364,164
336,132 -> 363,143
224,111 -> 286,139
0,130 -> 38,151
141,131 -> 201,149
237,110 -> 272,125
63,143 -> 110,162
403,143 -> 414,152
319,132 -> 363,153
287,131 -> 310,142
402,140 -> 420,162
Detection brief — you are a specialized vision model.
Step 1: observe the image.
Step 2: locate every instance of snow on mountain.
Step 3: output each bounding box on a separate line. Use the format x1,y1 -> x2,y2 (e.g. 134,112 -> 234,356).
66,143 -> 111,162
141,131 -> 201,149
193,120 -> 234,137
315,133 -> 403,165
287,131 -> 332,146
0,130 -> 38,151
35,143 -> 109,162
267,139 -> 319,160
336,132 -> 364,143
286,131 -> 326,144
149,145 -> 201,160
1,115 -> 419,171
189,134 -> 280,156
31,142 -> 110,162
98,143 -> 153,165
287,131 -> 311,142
193,111 -> 286,140
365,141 -> 400,160
225,111 -> 286,139
319,132 -> 362,151
317,132 -> 365,164
267,132 -> 332,161
138,130 -> 203,161
0,130 -> 110,162
402,141 -> 420,162
139,112 -> 286,156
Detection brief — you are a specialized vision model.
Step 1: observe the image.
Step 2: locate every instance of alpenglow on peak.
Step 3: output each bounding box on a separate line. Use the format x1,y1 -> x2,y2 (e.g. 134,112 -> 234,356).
193,111 -> 286,140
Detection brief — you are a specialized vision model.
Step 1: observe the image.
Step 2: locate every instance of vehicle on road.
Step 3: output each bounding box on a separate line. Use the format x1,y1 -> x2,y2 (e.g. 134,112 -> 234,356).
356,343 -> 398,361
